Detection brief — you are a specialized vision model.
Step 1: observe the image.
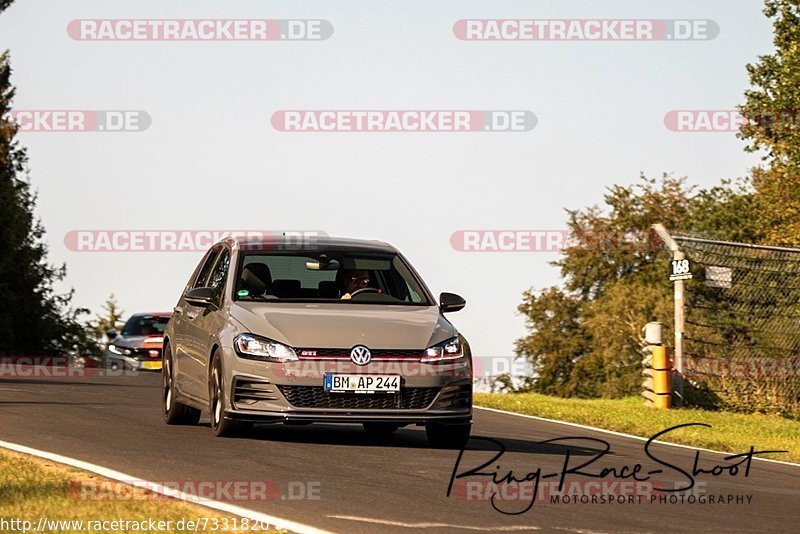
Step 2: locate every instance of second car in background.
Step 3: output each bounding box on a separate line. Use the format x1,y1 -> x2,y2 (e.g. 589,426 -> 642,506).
105,312 -> 171,371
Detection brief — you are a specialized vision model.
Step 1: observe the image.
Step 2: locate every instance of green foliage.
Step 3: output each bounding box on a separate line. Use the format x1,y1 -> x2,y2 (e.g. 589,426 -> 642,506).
484,373 -> 535,394
685,376 -> 800,419
515,175 -> 761,398
517,0 -> 800,399
556,174 -> 689,302
515,287 -> 589,396
740,0 -> 800,165
739,0 -> 800,245
90,294 -> 125,340
751,165 -> 800,245
474,393 -> 800,462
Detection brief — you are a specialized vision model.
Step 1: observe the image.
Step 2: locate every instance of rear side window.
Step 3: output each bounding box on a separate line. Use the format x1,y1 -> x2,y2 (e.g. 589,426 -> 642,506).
207,248 -> 231,306
193,248 -> 220,289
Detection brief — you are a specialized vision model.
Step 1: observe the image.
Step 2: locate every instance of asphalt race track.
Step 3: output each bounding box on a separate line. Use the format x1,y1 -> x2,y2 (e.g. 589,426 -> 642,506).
1,372 -> 798,533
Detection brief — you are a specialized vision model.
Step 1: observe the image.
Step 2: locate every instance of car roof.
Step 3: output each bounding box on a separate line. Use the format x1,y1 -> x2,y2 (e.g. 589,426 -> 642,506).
220,235 -> 399,254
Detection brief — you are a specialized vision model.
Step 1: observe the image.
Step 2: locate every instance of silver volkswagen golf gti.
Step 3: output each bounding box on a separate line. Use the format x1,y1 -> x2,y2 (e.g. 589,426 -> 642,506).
162,236 -> 472,447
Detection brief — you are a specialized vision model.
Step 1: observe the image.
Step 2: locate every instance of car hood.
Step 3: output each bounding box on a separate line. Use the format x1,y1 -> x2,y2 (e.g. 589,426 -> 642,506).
111,335 -> 164,349
230,302 -> 456,350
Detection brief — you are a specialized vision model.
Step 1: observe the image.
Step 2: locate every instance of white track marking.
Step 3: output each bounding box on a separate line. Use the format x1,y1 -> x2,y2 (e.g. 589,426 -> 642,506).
475,406 -> 800,468
328,514 -> 538,531
0,440 -> 332,534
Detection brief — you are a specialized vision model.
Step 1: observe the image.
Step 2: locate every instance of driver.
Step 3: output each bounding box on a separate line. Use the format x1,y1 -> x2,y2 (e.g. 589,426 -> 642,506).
340,269 -> 371,300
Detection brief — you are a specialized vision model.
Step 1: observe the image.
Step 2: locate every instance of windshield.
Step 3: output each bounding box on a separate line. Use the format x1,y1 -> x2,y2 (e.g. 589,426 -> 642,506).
121,315 -> 170,336
234,251 -> 431,305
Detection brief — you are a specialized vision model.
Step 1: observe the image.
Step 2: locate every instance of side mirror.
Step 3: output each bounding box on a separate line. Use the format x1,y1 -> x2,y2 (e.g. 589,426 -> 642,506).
184,287 -> 215,308
106,329 -> 118,341
439,292 -> 466,313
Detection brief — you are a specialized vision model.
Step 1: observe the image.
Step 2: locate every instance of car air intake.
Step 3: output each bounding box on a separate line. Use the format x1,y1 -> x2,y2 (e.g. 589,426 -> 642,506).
432,384 -> 472,408
233,379 -> 278,406
277,386 -> 440,410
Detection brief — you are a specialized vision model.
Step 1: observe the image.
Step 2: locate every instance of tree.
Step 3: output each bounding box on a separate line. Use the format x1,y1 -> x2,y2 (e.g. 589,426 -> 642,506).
0,1 -> 95,356
515,0 -> 800,398
515,287 -> 590,397
739,0 -> 800,245
91,294 -> 124,340
740,0 -> 800,165
515,175 -> 761,397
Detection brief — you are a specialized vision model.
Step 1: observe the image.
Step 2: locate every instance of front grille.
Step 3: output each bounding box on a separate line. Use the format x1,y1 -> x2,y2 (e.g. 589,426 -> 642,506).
234,379 -> 278,406
278,385 -> 440,410
297,348 -> 424,359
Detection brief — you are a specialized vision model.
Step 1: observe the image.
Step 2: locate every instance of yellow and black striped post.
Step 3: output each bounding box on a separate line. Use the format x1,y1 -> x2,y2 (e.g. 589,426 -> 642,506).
642,322 -> 671,409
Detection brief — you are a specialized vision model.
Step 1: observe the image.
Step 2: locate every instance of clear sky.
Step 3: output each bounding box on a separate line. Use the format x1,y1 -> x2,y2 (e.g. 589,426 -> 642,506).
0,1 -> 774,375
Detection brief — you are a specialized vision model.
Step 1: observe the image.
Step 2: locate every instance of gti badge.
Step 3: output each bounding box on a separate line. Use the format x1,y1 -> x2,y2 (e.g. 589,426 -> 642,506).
350,345 -> 372,365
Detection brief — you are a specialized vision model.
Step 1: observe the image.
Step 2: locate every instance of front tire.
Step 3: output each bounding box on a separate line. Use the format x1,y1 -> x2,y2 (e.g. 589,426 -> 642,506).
210,353 -> 239,437
163,346 -> 200,425
425,421 -> 471,449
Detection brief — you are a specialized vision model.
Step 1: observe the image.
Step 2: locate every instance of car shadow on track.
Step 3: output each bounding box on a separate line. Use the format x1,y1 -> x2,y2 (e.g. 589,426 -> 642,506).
0,400 -> 115,406
0,377 -> 160,388
212,422 -> 604,457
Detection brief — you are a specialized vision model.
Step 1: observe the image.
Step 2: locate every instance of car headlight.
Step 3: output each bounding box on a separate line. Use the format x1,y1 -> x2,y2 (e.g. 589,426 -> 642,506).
234,333 -> 298,362
422,337 -> 463,362
108,344 -> 132,356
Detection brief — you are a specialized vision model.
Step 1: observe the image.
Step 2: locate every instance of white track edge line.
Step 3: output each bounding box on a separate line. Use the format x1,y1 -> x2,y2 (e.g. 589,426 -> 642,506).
474,406 -> 800,468
0,440 -> 333,534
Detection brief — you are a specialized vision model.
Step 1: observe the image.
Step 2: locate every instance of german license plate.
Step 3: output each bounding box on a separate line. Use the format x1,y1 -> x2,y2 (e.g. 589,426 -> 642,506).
140,360 -> 162,371
324,374 -> 400,394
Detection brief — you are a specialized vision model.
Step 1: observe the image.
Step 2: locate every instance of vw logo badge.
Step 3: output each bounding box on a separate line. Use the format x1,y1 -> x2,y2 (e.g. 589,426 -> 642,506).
350,345 -> 372,366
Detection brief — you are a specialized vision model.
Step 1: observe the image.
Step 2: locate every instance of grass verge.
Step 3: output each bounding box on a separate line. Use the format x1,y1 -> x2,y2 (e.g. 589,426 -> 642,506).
474,393 -> 800,463
0,448 -> 281,533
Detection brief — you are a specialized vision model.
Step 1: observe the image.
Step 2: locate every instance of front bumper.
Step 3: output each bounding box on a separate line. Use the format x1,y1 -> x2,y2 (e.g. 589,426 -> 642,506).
225,409 -> 472,425
222,347 -> 473,424
105,352 -> 162,371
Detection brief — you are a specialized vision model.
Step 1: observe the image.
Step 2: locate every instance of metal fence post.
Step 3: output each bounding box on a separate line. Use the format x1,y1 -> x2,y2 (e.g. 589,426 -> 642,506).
672,249 -> 685,407
653,224 -> 685,406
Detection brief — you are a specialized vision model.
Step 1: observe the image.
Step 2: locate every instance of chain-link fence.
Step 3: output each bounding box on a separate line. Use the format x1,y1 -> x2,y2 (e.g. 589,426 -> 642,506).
674,235 -> 800,417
